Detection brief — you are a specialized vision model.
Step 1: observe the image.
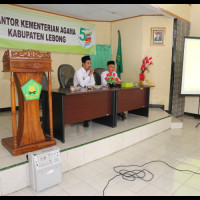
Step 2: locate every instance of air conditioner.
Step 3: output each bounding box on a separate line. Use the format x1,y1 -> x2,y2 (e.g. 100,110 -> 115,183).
28,146 -> 62,192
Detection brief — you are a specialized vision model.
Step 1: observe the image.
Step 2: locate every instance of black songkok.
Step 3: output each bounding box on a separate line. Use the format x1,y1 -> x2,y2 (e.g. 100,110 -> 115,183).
81,56 -> 91,63
107,61 -> 115,65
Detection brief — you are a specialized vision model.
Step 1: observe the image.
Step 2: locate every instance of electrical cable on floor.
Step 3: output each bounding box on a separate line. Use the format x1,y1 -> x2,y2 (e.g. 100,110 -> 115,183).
103,160 -> 200,196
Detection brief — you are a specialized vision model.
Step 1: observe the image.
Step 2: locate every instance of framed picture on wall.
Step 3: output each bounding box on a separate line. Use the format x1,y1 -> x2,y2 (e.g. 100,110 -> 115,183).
151,27 -> 166,46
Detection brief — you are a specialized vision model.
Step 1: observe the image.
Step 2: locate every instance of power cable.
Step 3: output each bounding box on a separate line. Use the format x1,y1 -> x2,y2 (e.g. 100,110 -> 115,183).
103,160 -> 200,196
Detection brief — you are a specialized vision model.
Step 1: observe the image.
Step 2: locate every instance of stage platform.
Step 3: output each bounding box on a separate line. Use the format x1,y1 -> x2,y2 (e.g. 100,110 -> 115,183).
0,108 -> 171,195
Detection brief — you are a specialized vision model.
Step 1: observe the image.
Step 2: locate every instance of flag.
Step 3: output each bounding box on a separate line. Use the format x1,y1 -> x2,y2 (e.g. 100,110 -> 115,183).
116,30 -> 123,79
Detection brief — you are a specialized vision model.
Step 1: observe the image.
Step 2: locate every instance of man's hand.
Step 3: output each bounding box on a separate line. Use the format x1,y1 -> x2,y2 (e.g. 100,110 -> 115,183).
88,68 -> 94,76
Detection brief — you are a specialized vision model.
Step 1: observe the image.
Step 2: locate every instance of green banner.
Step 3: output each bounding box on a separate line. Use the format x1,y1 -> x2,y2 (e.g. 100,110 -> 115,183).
0,5 -> 96,54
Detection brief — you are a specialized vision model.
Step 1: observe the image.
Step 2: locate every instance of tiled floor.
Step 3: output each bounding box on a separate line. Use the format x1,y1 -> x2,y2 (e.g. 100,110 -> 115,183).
5,113 -> 200,196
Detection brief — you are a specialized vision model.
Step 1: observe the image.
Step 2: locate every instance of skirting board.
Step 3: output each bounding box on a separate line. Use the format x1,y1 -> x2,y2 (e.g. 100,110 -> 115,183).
184,112 -> 200,119
0,107 -> 19,112
149,104 -> 164,110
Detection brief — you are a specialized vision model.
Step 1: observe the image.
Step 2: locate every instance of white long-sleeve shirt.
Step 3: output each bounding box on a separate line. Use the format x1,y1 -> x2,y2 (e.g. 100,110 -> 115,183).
73,67 -> 95,87
101,70 -> 121,86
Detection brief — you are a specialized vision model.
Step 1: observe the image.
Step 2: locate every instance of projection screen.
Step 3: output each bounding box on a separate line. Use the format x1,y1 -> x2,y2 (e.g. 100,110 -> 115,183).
181,36 -> 200,95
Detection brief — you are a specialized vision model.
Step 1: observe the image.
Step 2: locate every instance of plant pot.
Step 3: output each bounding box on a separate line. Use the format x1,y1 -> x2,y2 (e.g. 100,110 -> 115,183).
109,83 -> 115,88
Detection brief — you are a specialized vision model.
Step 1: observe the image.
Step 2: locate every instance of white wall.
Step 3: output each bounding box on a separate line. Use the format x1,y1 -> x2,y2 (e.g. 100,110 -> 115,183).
111,16 -> 173,110
0,4 -> 191,111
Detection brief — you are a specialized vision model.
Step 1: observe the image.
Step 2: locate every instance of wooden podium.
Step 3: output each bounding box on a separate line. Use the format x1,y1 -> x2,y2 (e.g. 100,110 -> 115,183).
2,49 -> 56,156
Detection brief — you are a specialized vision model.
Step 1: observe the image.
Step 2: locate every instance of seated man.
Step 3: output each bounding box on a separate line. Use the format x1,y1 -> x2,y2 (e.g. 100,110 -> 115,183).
101,61 -> 126,121
73,55 -> 95,88
101,61 -> 122,86
73,55 -> 95,127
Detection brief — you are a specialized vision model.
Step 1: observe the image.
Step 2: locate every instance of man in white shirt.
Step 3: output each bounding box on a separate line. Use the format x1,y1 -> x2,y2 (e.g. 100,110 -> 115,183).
74,56 -> 95,127
101,61 -> 122,86
73,55 -> 95,87
101,61 -> 126,121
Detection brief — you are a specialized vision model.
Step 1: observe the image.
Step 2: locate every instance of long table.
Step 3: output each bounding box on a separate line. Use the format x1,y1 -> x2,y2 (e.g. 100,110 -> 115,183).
42,86 -> 150,143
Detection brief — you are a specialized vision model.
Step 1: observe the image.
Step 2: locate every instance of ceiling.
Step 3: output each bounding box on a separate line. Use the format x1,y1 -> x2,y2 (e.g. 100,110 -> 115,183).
16,4 -> 173,21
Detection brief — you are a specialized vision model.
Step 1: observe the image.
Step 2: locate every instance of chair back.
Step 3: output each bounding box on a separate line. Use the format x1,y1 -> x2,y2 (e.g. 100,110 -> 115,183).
41,72 -> 48,91
94,68 -> 106,85
58,64 -> 75,88
40,72 -> 48,110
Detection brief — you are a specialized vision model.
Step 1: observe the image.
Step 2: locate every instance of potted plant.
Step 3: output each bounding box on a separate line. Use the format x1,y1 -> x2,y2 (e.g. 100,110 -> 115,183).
139,56 -> 153,85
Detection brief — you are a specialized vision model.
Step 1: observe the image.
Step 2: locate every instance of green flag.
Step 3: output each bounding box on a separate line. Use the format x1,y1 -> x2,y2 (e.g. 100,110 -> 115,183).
116,30 -> 123,79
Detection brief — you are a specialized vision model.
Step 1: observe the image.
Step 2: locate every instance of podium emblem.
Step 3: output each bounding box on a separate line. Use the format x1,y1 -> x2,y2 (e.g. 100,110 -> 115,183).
21,79 -> 42,101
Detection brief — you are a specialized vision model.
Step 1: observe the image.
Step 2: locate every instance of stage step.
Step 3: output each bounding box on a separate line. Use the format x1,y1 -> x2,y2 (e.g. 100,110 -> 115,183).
171,116 -> 183,129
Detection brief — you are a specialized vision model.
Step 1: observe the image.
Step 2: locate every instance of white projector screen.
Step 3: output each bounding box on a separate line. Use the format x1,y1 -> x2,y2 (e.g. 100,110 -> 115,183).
181,37 -> 200,95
